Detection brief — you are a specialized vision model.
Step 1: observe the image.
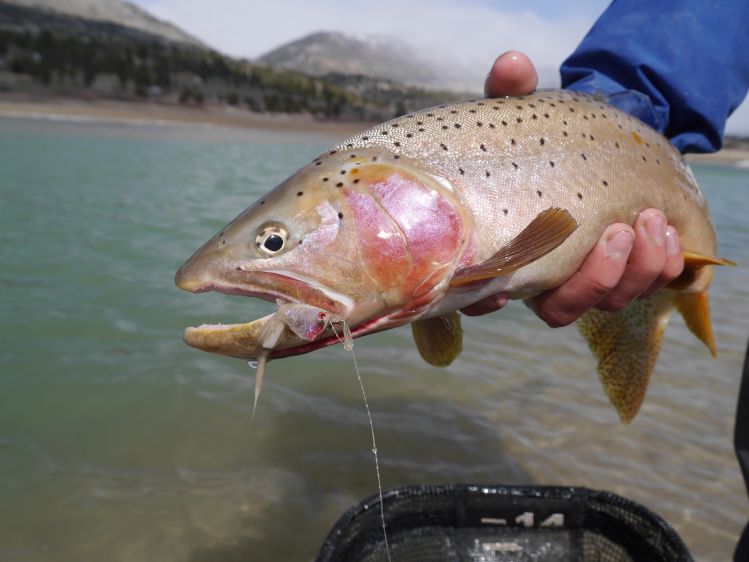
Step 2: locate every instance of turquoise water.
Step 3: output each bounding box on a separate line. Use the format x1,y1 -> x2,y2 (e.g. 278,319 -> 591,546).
1,116 -> 747,561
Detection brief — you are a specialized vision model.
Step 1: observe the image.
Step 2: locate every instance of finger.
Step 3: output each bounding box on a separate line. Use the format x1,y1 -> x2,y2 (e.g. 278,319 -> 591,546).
528,226 -> 634,327
641,226 -> 684,297
461,293 -> 509,317
596,209 -> 667,311
484,51 -> 538,97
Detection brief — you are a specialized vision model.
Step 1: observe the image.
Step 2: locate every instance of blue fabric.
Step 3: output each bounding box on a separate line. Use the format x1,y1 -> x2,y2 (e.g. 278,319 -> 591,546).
560,0 -> 749,154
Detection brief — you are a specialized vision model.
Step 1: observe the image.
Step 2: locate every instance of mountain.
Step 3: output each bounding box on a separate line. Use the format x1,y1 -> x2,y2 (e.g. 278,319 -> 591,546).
0,2 -> 462,121
1,0 -> 203,46
259,31 -> 480,93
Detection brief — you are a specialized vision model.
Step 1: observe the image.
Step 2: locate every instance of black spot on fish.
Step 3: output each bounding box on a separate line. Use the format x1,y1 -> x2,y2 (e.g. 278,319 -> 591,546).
510,138 -> 516,145
450,110 -> 458,114
550,103 -> 556,108
350,154 -> 356,158
297,191 -> 303,196
501,120 -> 508,126
393,155 -> 400,159
642,156 -> 647,162
503,208 -> 508,215
340,170 -> 346,175
544,113 -> 550,118
486,171 -> 491,177
656,158 -> 661,165
477,121 -> 483,127
581,153 -> 587,160
406,133 -> 413,138
372,156 -> 378,161
615,142 -> 620,149
392,123 -> 399,128
417,121 -> 423,125
532,114 -> 538,120
469,109 -> 477,113
529,103 -> 536,108
260,200 -> 266,205
338,212 -> 343,219
426,113 -> 434,117
437,117 -> 444,121
315,161 -> 322,166
441,143 -> 449,151
419,128 -> 425,132
511,162 -> 518,169
563,131 -> 568,137
459,167 -> 465,175
602,180 -> 608,186
577,193 -> 583,200
583,115 -> 589,120
381,131 -> 388,135
394,141 -> 401,147
480,144 -> 487,152
353,179 -> 360,184
442,125 -> 448,130
539,138 -> 545,145
602,114 -> 608,119
336,182 -> 343,187
537,190 -> 543,197
590,135 -> 595,141
549,161 -> 555,167
489,123 -> 496,129
515,105 -> 523,110
362,136 -> 369,140
346,143 -> 353,148
454,123 -> 461,129
516,118 -> 523,123
330,150 -> 337,154
569,108 -> 575,113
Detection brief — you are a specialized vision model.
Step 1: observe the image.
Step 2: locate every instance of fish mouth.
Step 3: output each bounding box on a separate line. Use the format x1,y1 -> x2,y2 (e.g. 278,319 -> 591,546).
177,274 -> 355,360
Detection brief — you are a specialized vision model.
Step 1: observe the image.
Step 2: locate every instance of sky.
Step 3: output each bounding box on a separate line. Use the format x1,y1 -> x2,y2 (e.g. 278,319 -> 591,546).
130,0 -> 749,135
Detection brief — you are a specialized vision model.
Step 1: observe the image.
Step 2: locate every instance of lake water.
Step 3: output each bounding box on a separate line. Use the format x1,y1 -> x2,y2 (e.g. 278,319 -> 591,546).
1,116 -> 747,562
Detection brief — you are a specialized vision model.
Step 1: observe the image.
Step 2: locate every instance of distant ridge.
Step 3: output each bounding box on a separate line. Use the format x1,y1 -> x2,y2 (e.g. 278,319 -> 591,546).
259,31 -> 480,93
1,0 -> 203,46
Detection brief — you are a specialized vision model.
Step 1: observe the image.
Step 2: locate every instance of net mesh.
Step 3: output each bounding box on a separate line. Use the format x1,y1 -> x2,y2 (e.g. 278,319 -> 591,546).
316,484 -> 693,562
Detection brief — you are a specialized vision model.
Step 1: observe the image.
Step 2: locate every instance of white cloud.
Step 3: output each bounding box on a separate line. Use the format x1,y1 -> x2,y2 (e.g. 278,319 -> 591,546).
134,0 -> 749,135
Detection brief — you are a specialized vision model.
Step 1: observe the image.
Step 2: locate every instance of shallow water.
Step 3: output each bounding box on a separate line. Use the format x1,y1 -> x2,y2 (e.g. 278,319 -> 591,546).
1,116 -> 747,561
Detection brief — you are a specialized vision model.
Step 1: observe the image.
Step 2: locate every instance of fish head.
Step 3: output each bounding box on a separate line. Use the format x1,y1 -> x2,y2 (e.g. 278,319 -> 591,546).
176,148 -> 467,359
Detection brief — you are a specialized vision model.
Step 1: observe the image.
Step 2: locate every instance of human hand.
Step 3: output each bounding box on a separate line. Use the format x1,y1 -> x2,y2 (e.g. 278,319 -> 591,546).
460,51 -> 685,324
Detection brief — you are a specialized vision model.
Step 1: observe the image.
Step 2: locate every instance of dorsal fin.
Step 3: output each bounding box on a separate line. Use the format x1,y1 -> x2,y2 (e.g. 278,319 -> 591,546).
451,208 -> 577,287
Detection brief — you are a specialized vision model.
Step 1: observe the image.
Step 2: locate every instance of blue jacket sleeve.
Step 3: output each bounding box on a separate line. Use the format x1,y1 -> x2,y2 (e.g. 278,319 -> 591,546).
560,0 -> 749,154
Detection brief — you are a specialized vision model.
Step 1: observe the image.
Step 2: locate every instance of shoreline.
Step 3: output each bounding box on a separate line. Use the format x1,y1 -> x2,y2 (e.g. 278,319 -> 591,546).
0,97 -> 370,136
2,97 -> 748,167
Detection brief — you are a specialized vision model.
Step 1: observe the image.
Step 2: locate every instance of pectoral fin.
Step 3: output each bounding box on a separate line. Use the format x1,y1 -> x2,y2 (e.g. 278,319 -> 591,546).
577,293 -> 674,423
412,312 -> 463,367
451,208 -> 577,287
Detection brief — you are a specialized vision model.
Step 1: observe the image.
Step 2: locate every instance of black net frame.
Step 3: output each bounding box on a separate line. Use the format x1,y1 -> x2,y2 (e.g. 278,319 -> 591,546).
317,484 -> 693,562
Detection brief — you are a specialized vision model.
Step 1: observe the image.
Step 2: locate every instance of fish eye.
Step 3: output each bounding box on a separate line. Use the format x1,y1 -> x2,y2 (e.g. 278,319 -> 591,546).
255,224 -> 289,257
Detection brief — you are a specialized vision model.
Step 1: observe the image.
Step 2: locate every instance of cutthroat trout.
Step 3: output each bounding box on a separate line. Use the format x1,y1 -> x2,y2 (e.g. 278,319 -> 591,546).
175,90 -> 733,423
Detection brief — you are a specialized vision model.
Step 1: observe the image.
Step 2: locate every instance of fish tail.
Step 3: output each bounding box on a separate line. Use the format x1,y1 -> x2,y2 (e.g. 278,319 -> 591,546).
578,292 -> 674,424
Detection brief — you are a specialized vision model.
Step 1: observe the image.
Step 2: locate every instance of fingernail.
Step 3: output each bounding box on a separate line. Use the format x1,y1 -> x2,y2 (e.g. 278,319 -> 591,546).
605,230 -> 634,260
665,226 -> 680,255
645,213 -> 666,246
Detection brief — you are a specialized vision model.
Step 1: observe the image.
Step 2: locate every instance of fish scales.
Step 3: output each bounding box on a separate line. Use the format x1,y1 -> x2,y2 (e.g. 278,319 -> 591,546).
176,89 -> 732,423
325,90 -> 713,296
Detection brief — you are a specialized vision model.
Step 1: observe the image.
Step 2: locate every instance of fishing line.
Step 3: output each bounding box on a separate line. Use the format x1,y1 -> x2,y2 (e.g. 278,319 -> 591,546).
333,322 -> 392,562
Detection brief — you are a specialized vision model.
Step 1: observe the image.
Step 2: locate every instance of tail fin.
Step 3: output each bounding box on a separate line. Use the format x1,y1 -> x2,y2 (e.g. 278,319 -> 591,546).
578,293 -> 674,423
